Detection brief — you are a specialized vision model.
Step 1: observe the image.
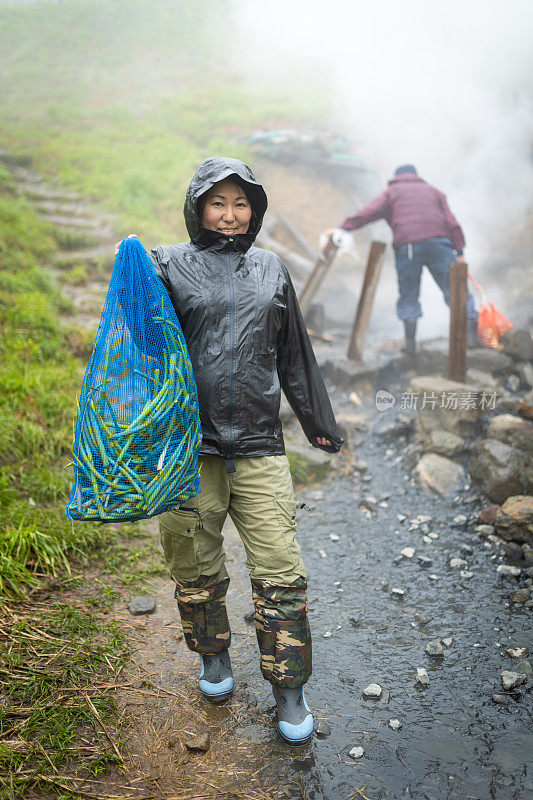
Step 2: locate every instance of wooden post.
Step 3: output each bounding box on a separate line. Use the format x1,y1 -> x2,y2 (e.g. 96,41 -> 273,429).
277,213 -> 319,262
449,261 -> 468,382
298,237 -> 339,318
347,241 -> 386,363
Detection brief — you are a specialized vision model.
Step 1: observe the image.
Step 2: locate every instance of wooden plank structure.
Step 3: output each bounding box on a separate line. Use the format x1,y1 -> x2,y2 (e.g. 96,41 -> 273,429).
448,261 -> 468,382
298,237 -> 339,318
277,213 -> 319,262
347,241 -> 386,362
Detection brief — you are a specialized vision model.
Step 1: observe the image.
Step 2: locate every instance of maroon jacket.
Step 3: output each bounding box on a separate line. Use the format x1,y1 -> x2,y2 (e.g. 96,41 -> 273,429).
340,173 -> 465,253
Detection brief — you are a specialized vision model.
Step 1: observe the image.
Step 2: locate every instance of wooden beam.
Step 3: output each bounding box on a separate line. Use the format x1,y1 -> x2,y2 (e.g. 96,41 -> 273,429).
347,241 -> 386,363
448,261 -> 468,382
276,213 -> 319,261
255,230 -> 312,282
298,237 -> 339,317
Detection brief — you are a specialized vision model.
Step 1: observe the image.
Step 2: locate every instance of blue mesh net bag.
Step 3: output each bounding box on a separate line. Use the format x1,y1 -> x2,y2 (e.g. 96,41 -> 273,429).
66,237 -> 201,522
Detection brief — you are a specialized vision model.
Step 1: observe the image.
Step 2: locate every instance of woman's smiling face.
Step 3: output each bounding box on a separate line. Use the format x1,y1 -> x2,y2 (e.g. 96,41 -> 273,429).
200,179 -> 252,236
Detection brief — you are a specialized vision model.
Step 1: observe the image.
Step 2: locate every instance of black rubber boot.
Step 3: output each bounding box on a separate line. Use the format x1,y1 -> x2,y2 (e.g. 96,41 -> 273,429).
272,685 -> 314,746
402,320 -> 417,355
467,316 -> 480,348
199,648 -> 234,703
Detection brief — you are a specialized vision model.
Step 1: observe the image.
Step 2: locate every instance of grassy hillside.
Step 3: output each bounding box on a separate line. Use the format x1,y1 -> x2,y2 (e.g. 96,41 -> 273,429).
0,0 -> 329,241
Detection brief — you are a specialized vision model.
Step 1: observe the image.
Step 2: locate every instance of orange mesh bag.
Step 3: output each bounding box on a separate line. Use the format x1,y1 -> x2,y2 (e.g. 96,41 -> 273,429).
469,275 -> 513,349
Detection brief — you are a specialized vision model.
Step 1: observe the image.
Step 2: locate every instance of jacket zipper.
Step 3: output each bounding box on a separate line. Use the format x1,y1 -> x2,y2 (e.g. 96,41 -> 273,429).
225,251 -> 236,460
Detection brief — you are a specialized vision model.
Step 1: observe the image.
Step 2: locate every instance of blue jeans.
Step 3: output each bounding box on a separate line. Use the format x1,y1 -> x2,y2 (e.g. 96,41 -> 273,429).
394,237 -> 477,322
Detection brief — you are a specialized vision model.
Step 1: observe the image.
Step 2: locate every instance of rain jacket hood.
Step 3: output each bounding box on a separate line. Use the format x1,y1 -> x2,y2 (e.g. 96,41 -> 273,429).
184,157 -> 268,253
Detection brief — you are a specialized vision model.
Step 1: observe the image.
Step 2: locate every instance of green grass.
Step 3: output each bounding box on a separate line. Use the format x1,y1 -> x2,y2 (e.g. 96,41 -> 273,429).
0,0 -> 330,242
0,600 -> 130,798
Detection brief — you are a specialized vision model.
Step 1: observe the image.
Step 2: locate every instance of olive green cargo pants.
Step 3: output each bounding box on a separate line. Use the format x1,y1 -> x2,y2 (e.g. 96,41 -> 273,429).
158,454 -> 312,688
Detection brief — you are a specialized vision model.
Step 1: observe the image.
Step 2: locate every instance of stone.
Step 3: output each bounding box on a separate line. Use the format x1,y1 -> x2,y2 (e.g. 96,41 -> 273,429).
496,564 -> 522,577
517,659 -> 532,677
324,358 -> 377,389
479,504 -> 500,524
499,328 -> 533,362
450,557 -> 468,569
363,683 -> 382,698
475,524 -> 495,538
415,453 -> 465,496
518,363 -> 533,390
487,414 -> 533,454
466,368 -> 499,390
460,570 -> 474,578
506,646 -> 529,659
442,637 -> 453,647
349,746 -> 364,759
128,596 -> 156,616
286,445 -> 331,482
468,440 -> 533,503
415,667 -> 429,685
426,429 -> 465,457
509,588 -> 530,604
466,348 -> 515,375
391,587 -> 405,597
425,641 -> 443,656
418,556 -> 433,567
504,541 -> 525,559
315,719 -> 332,738
411,376 -> 483,440
401,547 -> 415,558
500,671 -> 527,690
495,496 -> 533,545
492,694 -> 510,705
329,533 -> 340,542
388,718 -> 402,730
184,732 -> 210,752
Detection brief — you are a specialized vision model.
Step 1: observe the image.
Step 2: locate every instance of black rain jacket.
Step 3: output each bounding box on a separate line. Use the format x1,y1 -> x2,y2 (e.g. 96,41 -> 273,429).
150,157 -> 343,466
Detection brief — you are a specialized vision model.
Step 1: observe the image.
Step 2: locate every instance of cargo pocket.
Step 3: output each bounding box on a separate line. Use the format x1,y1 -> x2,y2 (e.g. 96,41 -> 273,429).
272,498 -> 302,573
159,507 -> 202,581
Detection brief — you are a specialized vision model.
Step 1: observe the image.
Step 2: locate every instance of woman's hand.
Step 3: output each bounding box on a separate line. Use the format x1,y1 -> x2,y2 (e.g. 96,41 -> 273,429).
114,233 -> 138,255
315,436 -> 332,447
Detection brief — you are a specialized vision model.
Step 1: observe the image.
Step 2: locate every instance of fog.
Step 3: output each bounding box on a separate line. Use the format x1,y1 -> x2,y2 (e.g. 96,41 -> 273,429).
232,0 -> 533,334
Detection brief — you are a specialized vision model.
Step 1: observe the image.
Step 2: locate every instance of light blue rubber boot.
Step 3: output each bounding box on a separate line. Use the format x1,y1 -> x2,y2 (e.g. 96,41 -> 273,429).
198,648 -> 234,703
273,685 -> 314,746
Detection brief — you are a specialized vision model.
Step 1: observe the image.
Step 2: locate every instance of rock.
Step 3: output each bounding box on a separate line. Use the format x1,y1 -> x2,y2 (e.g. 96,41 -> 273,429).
415,453 -> 465,496
315,719 -> 332,738
450,557 -> 468,569
499,328 -> 533,362
466,367 -> 500,390
391,587 -> 405,597
460,544 -> 474,555
467,348 -> 515,375
442,637 -> 453,647
128,596 -> 156,616
460,570 -> 474,578
363,683 -> 382,698
507,646 -> 529,658
500,671 -> 527,690
426,429 -> 465,457
454,514 -> 469,527
518,363 -> 533,390
468,440 -> 533,503
495,496 -> 533,545
504,541 -> 525,559
388,718 -> 402,730
476,524 -> 495,538
496,564 -> 522,577
286,445 -> 331,482
349,746 -> 364,759
324,358 -> 377,389
184,732 -> 210,752
323,631 -> 332,638
492,694 -> 510,705
411,376 -> 483,440
329,533 -> 340,542
403,442 -> 424,472
417,556 -> 433,568
401,547 -> 415,558
509,588 -> 530,604
381,689 -> 390,704
487,414 -> 533,454
425,641 -> 443,656
517,659 -> 532,677
479,505 -> 500,524
415,667 -> 429,685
